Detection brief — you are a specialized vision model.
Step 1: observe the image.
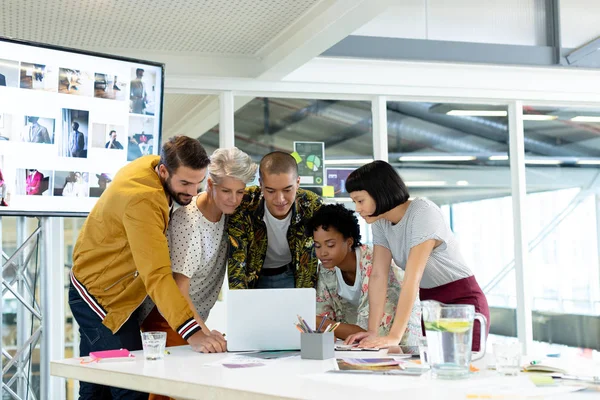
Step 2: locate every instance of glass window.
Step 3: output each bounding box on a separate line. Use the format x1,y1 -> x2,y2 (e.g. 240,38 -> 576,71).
63,217 -> 85,400
523,105 -> 600,316
386,101 -> 514,307
233,96 -> 373,234
162,94 -> 219,154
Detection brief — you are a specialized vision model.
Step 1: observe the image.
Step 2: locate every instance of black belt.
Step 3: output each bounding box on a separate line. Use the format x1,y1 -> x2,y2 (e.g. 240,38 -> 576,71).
260,264 -> 290,276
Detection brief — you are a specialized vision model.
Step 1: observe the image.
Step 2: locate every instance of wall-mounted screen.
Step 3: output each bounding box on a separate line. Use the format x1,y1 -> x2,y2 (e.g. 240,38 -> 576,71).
0,37 -> 164,216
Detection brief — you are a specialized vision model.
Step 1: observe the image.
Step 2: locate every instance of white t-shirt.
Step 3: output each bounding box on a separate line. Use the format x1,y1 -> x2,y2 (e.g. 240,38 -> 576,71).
166,196 -> 227,320
262,205 -> 293,269
335,247 -> 362,307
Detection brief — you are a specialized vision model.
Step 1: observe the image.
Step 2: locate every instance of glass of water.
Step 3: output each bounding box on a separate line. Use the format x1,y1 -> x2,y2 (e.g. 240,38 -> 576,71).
493,341 -> 522,375
141,331 -> 167,361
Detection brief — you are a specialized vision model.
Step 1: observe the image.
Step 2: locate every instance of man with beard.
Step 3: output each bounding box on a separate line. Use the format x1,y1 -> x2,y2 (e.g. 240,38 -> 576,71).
68,136 -> 214,400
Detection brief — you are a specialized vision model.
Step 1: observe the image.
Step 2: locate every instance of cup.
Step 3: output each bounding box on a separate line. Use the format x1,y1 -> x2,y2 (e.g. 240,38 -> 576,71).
493,341 -> 522,376
141,331 -> 167,361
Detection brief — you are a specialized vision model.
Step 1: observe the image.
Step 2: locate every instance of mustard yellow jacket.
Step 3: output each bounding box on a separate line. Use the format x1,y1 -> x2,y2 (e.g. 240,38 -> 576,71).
70,156 -> 200,340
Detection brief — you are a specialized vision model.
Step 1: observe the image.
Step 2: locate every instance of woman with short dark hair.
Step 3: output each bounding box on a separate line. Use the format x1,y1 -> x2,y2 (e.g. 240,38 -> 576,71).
345,161 -> 489,351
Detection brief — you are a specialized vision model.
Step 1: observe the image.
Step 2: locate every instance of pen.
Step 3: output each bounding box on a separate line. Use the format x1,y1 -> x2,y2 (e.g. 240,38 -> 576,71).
316,312 -> 329,333
551,373 -> 600,384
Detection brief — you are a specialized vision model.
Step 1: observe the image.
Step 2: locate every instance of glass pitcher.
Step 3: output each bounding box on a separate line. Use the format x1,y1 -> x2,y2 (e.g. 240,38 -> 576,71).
421,300 -> 487,379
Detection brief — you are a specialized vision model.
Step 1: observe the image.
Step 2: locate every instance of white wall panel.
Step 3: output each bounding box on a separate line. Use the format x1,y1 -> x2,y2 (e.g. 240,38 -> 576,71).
352,0 -> 547,46
561,0 -> 600,48
352,2 -> 427,39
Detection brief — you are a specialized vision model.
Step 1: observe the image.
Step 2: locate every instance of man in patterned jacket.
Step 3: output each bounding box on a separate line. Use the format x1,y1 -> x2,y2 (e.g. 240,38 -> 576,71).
228,151 -> 322,289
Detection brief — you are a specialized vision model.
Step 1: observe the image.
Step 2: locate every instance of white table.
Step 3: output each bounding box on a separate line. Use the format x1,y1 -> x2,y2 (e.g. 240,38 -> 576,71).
51,346 -> 599,399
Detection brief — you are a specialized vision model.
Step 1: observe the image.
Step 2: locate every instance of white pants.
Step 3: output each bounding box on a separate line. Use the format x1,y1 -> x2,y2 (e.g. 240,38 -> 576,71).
1,182 -> 6,198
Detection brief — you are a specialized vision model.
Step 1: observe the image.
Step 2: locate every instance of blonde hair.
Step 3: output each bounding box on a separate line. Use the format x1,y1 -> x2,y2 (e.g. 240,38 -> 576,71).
209,147 -> 257,185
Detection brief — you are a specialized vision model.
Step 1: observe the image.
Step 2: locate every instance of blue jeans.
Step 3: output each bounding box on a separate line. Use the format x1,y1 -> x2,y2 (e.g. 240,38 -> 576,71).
68,283 -> 148,400
256,268 -> 295,289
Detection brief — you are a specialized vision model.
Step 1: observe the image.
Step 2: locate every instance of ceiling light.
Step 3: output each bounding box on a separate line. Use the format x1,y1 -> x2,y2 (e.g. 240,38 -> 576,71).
522,115 -> 558,121
405,181 -> 447,187
489,155 -> 509,161
447,110 -> 508,117
576,160 -> 600,165
398,155 -> 476,162
571,116 -> 600,122
324,159 -> 374,166
456,180 -> 469,186
525,159 -> 563,165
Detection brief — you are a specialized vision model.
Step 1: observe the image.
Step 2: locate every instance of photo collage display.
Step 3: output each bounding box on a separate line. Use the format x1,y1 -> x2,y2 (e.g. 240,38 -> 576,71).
0,39 -> 163,214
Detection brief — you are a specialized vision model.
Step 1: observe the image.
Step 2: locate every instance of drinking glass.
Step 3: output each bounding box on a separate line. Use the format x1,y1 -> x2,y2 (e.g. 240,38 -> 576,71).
141,331 -> 166,361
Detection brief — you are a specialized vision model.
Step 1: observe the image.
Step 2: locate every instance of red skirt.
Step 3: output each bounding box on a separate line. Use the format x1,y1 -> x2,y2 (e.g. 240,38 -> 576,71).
419,275 -> 490,352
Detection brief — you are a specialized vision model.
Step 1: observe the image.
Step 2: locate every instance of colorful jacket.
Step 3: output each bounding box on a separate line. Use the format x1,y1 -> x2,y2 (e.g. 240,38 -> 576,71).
316,245 -> 422,352
227,186 -> 322,289
71,156 -> 200,340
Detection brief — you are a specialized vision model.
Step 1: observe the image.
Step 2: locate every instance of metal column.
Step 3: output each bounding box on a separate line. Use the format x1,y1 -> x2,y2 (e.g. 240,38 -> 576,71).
372,96 -> 388,161
2,217 -> 42,400
40,217 -> 65,400
219,91 -> 235,148
16,217 -> 31,399
596,195 -> 600,312
508,101 -> 533,354
0,217 -> 3,395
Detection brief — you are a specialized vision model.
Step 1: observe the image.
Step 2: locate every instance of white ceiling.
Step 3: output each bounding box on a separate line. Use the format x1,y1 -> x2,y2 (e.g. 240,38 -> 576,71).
1,0 -> 321,54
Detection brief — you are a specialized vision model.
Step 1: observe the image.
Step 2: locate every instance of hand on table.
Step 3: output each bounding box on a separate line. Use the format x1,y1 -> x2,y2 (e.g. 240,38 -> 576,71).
188,330 -> 227,353
344,331 -> 374,345
357,334 -> 401,349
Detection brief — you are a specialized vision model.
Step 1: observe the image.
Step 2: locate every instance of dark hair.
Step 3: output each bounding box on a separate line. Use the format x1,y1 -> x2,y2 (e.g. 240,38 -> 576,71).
259,151 -> 298,179
160,136 -> 210,173
136,68 -> 144,76
306,203 -> 361,249
109,130 -> 116,135
72,121 -> 79,130
345,160 -> 409,216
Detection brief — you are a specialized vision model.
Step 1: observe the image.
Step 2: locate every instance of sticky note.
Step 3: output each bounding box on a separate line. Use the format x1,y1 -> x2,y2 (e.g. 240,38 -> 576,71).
291,152 -> 302,164
322,186 -> 334,197
528,374 -> 555,386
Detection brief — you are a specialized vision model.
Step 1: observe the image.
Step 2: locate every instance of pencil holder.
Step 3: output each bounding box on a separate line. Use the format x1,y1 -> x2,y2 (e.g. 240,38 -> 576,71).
300,332 -> 335,360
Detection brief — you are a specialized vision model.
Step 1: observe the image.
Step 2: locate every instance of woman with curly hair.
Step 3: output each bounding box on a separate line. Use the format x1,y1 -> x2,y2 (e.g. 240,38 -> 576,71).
307,203 -> 421,352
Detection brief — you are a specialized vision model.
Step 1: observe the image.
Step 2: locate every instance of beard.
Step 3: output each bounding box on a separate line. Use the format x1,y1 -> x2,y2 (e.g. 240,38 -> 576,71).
163,176 -> 193,206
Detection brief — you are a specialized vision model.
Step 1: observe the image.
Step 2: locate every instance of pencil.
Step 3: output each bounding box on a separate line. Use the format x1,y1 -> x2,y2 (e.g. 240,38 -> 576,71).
316,312 -> 329,333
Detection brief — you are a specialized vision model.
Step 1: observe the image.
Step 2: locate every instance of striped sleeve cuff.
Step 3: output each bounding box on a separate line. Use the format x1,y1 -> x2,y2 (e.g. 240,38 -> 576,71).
177,318 -> 201,341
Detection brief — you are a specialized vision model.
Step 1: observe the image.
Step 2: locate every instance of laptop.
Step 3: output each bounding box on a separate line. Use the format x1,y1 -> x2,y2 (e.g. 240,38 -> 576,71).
226,288 -> 316,352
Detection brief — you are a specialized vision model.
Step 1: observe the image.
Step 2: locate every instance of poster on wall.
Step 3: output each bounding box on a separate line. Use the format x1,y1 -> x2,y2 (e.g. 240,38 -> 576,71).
0,37 -> 164,216
326,168 -> 354,198
293,141 -> 325,187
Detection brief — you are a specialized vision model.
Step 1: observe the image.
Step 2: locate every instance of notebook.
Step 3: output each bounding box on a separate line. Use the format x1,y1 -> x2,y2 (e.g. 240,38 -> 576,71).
522,358 -> 567,374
